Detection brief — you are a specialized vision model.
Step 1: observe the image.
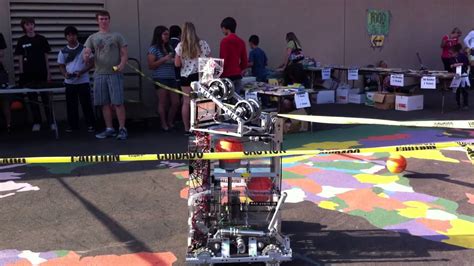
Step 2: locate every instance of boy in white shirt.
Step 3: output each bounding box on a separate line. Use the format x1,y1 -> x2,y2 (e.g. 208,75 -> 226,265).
57,26 -> 95,132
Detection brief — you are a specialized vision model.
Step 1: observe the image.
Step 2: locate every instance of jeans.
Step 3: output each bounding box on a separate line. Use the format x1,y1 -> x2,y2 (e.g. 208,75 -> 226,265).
65,83 -> 95,128
456,86 -> 469,107
232,78 -> 243,96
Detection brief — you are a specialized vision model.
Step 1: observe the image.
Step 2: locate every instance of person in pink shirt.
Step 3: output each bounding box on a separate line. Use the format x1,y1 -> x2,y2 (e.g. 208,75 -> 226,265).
441,27 -> 462,71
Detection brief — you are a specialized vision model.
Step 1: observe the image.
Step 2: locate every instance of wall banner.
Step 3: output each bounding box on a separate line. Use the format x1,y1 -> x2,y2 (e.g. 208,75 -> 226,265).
367,9 -> 391,48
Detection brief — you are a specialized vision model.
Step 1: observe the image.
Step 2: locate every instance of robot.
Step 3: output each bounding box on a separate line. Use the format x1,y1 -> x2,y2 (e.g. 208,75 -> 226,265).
185,71 -> 292,265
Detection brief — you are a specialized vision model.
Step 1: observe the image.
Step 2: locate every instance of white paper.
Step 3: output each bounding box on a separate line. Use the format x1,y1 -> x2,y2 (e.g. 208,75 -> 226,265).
348,69 -> 359,80
450,76 -> 461,88
245,91 -> 259,101
294,92 -> 311,109
322,68 -> 331,80
456,65 -> 462,75
420,76 -> 436,89
390,74 -> 404,87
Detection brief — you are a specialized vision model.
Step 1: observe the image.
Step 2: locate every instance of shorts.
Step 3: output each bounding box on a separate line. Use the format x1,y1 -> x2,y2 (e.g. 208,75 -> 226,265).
154,78 -> 179,90
180,73 -> 199,86
93,74 -> 124,106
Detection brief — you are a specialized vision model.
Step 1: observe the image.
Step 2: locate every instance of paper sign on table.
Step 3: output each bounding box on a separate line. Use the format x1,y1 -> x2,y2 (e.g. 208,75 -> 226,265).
348,69 -> 359,80
245,91 -> 259,101
450,76 -> 461,88
322,68 -> 331,80
294,92 -> 311,109
420,76 -> 436,89
390,74 -> 404,87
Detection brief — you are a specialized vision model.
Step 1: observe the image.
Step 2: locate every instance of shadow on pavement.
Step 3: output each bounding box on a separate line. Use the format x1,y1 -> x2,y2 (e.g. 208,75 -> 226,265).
405,173 -> 474,188
56,177 -> 164,264
283,220 -> 463,265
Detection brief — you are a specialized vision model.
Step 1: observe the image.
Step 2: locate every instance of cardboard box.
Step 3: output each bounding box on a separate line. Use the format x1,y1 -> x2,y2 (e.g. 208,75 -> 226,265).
311,90 -> 335,104
349,93 -> 366,104
374,92 -> 396,110
336,88 -> 350,104
283,108 -> 309,134
395,94 -> 424,111
365,91 -> 376,106
336,88 -> 359,104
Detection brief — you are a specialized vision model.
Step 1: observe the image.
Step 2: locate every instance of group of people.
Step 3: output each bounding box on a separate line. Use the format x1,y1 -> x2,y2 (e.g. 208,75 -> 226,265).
0,9 -> 308,138
440,27 -> 474,109
0,11 -> 129,139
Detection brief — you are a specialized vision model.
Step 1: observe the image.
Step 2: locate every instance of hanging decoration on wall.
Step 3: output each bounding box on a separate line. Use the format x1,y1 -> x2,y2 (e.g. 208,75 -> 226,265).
367,9 -> 391,48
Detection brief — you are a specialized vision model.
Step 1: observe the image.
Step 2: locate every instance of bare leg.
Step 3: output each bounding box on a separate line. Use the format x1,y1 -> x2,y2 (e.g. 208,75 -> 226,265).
157,89 -> 169,129
114,104 -> 126,128
168,90 -> 180,128
181,86 -> 191,131
102,104 -> 114,128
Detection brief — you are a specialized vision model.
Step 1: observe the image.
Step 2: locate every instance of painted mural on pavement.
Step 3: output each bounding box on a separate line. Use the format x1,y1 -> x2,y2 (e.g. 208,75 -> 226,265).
0,161 -> 178,266
282,126 -> 474,249
0,249 -> 176,266
1,125 -> 473,265
173,125 -> 474,249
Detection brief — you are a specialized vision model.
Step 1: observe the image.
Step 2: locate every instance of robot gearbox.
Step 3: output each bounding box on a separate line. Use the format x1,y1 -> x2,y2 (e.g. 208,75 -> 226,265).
185,64 -> 292,265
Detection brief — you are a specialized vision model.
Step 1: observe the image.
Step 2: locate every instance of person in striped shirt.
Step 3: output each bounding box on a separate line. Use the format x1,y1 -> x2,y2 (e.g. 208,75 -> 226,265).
147,25 -> 180,132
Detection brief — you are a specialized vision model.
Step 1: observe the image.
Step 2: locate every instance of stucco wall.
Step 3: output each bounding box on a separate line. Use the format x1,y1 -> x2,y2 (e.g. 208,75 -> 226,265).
132,0 -> 474,72
2,0 -> 474,92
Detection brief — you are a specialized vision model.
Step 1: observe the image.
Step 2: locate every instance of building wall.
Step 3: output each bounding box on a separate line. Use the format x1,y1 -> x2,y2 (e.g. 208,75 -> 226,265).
1,0 -> 474,99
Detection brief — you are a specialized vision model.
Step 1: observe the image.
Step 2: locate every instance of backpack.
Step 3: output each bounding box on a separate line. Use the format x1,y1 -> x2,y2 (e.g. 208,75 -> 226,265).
288,40 -> 304,64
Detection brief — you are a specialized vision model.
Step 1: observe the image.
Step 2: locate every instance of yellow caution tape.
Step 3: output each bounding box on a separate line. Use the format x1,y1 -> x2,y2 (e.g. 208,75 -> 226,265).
125,62 -> 188,96
466,145 -> 474,165
278,114 -> 474,129
125,62 -> 235,108
0,141 -> 471,164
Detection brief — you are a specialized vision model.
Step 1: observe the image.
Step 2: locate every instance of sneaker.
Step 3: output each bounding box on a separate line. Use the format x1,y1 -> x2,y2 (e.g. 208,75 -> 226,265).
95,128 -> 116,139
50,124 -> 57,131
65,127 -> 74,133
32,124 -> 41,132
87,126 -> 95,133
116,128 -> 128,140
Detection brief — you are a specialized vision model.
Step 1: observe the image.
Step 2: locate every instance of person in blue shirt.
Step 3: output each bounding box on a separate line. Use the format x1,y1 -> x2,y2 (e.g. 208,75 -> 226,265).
248,35 -> 268,82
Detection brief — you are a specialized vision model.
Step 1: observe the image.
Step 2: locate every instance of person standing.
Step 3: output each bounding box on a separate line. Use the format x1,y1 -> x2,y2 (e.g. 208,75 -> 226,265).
83,10 -> 129,140
219,17 -> 247,95
14,18 -> 53,132
175,22 -> 211,134
464,28 -> 474,64
448,44 -> 470,110
147,25 -> 180,131
169,25 -> 181,50
441,27 -> 462,71
247,35 -> 268,82
57,25 -> 95,133
169,25 -> 182,85
0,32 -> 12,133
276,32 -> 307,86
278,32 -> 304,69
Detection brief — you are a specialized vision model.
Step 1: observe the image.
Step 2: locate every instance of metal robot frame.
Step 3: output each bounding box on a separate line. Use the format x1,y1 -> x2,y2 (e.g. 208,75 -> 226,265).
185,77 -> 292,265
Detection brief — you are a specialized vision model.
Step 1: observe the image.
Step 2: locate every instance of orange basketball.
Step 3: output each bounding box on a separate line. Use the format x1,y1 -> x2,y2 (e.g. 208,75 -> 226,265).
386,154 -> 407,174
215,138 -> 243,164
247,177 -> 272,202
10,101 -> 23,111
